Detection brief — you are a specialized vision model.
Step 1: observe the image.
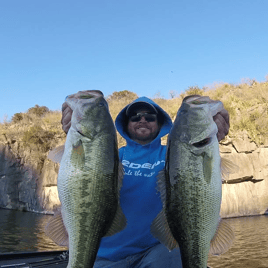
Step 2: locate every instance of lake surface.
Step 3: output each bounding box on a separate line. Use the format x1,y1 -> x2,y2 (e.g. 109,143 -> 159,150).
208,215 -> 268,268
0,208 -> 67,253
0,208 -> 267,267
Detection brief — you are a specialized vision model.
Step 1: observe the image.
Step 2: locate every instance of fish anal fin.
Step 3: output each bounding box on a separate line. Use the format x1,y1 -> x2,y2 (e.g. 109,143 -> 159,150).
209,219 -> 235,255
48,145 -> 65,163
221,157 -> 240,182
104,204 -> 127,237
45,206 -> 69,247
71,140 -> 85,167
150,210 -> 179,251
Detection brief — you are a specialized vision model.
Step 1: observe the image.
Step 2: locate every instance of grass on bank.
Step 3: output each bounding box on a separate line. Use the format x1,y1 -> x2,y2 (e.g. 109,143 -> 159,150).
0,80 -> 267,156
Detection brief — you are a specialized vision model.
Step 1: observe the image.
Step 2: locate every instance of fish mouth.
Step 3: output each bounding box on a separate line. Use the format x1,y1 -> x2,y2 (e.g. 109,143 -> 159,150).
192,137 -> 212,148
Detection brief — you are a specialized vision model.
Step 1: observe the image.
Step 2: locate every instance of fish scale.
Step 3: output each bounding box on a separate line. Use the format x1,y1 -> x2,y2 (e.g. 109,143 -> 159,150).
151,96 -> 235,268
168,125 -> 221,267
58,130 -> 118,268
46,93 -> 126,268
167,145 -> 222,267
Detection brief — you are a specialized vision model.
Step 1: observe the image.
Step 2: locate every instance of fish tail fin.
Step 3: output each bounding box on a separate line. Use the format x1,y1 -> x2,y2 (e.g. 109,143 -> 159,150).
45,206 -> 69,247
209,219 -> 235,255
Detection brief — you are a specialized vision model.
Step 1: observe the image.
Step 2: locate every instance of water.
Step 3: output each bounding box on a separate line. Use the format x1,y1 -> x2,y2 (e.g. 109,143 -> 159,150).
0,209 -> 267,267
0,208 -> 67,253
208,215 -> 268,268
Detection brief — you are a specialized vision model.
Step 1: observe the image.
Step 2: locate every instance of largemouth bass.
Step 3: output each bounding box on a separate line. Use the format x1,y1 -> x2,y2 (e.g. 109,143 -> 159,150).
46,91 -> 126,268
151,96 -> 235,268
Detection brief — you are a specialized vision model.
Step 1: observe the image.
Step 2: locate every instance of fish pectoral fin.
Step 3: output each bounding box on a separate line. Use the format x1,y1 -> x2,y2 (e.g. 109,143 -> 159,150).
104,204 -> 127,237
221,157 -> 240,182
209,219 -> 235,255
45,206 -> 69,247
71,140 -> 85,167
48,145 -> 65,163
150,209 -> 179,251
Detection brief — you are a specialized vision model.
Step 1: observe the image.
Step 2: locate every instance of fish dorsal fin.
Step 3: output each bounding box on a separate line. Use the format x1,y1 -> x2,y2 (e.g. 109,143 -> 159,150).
48,145 -> 65,163
104,203 -> 127,237
221,156 -> 239,182
209,219 -> 235,255
150,169 -> 179,251
45,206 -> 69,247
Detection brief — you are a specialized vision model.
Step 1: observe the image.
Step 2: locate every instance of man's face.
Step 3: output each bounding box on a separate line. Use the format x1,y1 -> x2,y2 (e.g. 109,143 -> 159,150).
127,108 -> 160,145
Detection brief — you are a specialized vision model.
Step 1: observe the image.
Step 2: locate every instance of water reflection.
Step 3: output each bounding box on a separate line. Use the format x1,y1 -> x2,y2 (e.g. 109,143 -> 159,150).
208,215 -> 268,268
0,208 -> 67,253
0,208 -> 267,268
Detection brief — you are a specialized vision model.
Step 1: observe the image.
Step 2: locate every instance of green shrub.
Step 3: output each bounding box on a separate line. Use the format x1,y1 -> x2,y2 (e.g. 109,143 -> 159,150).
22,125 -> 55,152
185,86 -> 205,96
12,113 -> 24,123
27,105 -> 49,117
107,90 -> 138,102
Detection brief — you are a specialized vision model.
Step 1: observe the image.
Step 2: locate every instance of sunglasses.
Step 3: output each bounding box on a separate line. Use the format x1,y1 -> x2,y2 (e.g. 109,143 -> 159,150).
129,112 -> 157,122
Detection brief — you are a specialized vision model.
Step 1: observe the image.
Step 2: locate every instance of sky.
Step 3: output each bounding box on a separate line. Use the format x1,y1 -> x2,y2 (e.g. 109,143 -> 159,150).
1,0 -> 268,121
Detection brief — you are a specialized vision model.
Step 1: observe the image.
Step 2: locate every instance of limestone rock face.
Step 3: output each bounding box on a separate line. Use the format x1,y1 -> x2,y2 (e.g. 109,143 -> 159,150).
0,139 -> 61,214
232,133 -> 257,153
220,134 -> 268,218
0,130 -> 267,218
0,144 -> 42,212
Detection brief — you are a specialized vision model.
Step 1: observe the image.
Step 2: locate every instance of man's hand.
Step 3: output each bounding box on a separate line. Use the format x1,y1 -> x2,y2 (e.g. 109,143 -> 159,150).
183,95 -> 230,142
61,90 -> 103,134
61,102 -> 72,134
213,108 -> 229,142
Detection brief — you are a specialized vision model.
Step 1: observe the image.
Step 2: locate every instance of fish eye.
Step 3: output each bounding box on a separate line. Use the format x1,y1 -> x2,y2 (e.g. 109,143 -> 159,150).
98,102 -> 105,107
192,137 -> 211,148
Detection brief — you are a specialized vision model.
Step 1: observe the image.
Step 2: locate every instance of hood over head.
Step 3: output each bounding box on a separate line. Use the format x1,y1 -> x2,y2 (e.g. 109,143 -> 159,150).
115,97 -> 173,146
125,101 -> 158,116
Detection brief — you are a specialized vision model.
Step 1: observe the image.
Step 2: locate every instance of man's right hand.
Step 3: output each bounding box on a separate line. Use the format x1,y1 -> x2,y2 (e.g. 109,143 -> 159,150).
61,90 -> 104,134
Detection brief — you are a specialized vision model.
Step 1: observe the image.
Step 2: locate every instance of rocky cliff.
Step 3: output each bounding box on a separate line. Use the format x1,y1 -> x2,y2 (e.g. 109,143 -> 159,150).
220,132 -> 268,218
0,128 -> 62,214
0,130 -> 267,217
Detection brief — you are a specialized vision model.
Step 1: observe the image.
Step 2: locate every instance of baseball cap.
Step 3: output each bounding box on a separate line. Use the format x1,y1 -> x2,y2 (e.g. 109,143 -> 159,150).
126,101 -> 158,116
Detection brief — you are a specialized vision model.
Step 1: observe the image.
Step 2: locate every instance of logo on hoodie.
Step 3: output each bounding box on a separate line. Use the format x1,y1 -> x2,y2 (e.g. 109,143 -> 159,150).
122,160 -> 165,169
122,160 -> 165,177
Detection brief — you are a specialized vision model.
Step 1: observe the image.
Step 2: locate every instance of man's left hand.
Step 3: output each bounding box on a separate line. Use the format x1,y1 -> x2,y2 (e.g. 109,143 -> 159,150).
213,108 -> 229,142
184,95 -> 230,142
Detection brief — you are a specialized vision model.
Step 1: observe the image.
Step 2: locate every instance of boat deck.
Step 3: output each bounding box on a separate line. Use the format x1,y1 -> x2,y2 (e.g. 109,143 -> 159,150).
0,251 -> 68,268
0,251 -> 212,267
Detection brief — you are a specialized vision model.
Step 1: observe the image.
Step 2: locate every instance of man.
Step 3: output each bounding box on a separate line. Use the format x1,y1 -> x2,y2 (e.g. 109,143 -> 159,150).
61,90 -> 229,268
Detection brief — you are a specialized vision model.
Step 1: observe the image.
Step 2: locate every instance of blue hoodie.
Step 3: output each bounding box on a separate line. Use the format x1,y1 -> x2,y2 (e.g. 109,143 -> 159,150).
97,97 -> 173,261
